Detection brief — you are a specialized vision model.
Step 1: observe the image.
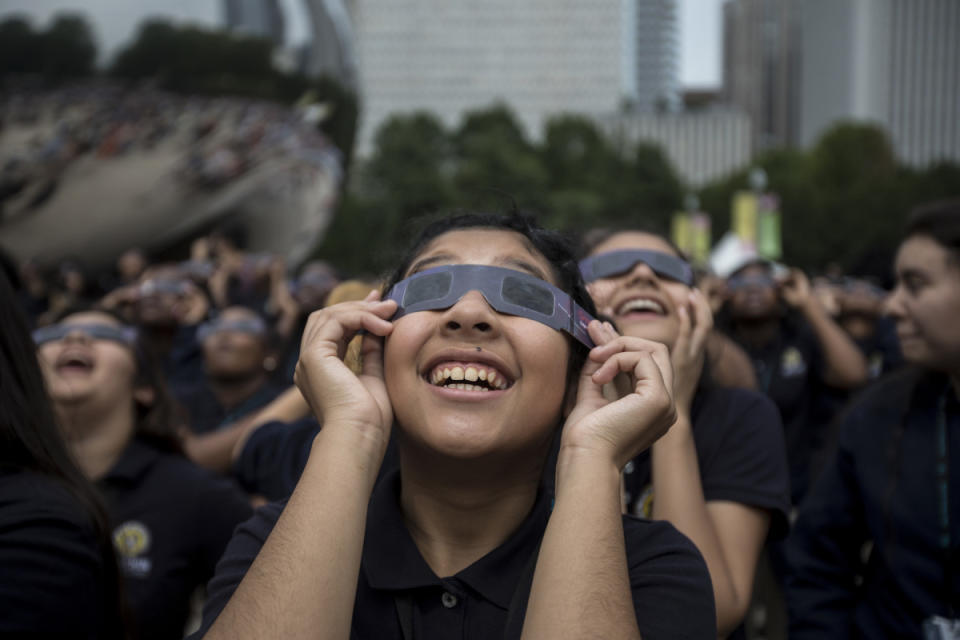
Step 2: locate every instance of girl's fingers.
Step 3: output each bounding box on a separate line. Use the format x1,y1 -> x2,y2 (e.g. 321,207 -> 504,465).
590,343 -> 671,388
688,289 -> 714,353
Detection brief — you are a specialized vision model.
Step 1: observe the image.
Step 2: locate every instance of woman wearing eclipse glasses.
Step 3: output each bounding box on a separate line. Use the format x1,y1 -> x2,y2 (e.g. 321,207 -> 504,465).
33,307 -> 252,640
579,229 -> 790,638
193,212 -> 716,639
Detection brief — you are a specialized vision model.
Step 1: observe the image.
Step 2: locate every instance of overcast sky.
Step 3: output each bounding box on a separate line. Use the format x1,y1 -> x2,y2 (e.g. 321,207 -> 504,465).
0,0 -> 725,87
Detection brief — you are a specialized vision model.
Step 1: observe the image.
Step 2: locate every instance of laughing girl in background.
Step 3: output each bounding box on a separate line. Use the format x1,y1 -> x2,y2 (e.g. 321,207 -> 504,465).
580,228 -> 790,638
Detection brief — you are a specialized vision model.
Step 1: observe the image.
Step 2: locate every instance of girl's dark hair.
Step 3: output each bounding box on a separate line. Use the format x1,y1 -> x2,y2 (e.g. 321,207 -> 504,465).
53,305 -> 183,455
905,198 -> 960,264
0,272 -> 126,637
384,211 -> 597,389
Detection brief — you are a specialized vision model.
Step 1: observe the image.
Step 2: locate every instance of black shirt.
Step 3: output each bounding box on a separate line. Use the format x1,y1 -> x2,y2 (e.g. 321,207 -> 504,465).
177,378 -> 284,434
734,321 -> 824,503
234,417 -> 320,501
98,439 -> 253,640
0,471 -> 121,639
624,384 -> 791,539
194,470 -> 717,639
787,370 -> 960,639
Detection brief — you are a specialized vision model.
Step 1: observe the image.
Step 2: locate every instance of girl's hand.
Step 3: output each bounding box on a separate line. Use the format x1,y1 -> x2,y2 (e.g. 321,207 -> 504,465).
671,289 -> 713,414
559,321 -> 676,470
294,290 -> 397,445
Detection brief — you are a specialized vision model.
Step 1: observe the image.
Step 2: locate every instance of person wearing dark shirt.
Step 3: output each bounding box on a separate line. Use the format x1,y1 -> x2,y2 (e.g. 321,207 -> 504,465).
720,260 -> 868,504
0,272 -> 124,639
580,229 -> 790,637
101,263 -> 211,398
36,307 -> 253,640
788,199 -> 960,639
177,306 -> 285,472
197,212 -> 716,639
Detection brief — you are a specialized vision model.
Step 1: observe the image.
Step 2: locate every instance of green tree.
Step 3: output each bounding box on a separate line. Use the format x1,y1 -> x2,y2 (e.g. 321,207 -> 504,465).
451,104 -> 549,211
40,13 -> 97,78
0,15 -> 44,75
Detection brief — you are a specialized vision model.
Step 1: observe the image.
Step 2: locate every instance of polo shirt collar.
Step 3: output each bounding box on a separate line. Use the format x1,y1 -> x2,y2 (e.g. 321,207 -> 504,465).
102,438 -> 160,484
362,470 -> 551,610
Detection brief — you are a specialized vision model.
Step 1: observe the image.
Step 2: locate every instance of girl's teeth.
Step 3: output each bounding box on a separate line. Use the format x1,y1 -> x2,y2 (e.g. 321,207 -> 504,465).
451,366 -> 464,381
488,371 -> 498,387
465,366 -> 478,381
477,369 -> 487,381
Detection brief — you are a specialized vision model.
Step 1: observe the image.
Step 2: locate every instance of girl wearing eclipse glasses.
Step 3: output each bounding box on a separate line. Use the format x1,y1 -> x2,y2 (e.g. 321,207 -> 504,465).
193,212 -> 716,639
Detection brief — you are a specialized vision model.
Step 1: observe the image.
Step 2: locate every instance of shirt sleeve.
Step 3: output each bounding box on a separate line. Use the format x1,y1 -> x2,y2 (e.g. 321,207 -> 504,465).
624,516 -> 717,639
0,477 -> 111,637
699,389 -> 792,538
189,470 -> 255,581
189,501 -> 284,639
785,413 -> 867,640
234,419 -> 319,502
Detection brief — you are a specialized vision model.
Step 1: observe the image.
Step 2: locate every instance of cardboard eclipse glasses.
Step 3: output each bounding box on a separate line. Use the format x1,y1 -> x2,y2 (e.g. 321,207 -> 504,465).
579,249 -> 694,286
33,323 -> 138,347
384,264 -> 597,348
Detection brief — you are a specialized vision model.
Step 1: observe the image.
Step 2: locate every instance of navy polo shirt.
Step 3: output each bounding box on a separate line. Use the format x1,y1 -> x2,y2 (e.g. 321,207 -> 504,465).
787,370 -> 960,639
194,470 -> 716,639
98,439 -> 253,640
176,378 -> 285,434
0,471 -> 121,638
234,417 -> 320,501
734,321 -> 824,503
624,384 -> 791,539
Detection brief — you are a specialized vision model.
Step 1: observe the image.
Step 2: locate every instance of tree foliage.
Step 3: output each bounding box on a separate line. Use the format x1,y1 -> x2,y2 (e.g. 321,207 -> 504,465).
697,122 -> 959,278
0,13 -> 96,78
316,105 -> 685,275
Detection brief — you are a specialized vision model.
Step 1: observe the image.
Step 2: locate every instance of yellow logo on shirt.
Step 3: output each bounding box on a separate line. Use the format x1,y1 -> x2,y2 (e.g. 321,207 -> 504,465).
113,521 -> 151,558
780,347 -> 807,378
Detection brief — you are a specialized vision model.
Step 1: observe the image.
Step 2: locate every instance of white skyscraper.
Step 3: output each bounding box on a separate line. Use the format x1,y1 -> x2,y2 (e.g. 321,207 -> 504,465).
800,0 -> 960,166
350,0 -> 679,155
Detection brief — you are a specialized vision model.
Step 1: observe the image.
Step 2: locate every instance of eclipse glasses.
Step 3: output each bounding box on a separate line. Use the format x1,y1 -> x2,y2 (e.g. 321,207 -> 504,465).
33,323 -> 138,347
384,264 -> 597,348
579,250 -> 694,286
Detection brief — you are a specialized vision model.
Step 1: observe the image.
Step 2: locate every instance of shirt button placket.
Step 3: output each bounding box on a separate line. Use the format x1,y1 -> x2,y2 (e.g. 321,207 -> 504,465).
441,591 -> 458,608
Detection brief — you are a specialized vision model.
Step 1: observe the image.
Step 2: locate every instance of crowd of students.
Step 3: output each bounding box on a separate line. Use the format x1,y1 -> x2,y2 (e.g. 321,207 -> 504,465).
1,197 -> 958,639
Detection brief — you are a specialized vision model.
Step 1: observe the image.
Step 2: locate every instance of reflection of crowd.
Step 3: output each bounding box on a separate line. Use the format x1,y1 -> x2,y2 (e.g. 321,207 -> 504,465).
2,198 -> 959,640
0,84 -> 340,220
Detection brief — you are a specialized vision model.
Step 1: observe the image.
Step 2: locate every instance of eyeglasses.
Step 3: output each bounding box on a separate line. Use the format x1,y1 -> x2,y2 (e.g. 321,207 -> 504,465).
33,323 -> 138,347
579,250 -> 694,286
726,273 -> 776,291
384,264 -> 597,348
197,317 -> 268,342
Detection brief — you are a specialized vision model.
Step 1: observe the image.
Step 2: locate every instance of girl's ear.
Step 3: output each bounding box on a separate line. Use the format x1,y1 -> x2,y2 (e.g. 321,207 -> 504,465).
133,386 -> 156,408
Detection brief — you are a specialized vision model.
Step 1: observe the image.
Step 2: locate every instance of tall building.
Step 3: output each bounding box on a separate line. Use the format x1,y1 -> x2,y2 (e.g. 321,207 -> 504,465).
224,0 -> 285,45
722,0 -> 802,150
800,0 -> 960,167
350,0 -> 679,155
631,0 -> 680,112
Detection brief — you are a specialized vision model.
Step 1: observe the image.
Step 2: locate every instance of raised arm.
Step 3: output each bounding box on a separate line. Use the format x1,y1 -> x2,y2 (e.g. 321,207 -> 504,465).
780,269 -> 868,388
203,293 -> 397,640
523,322 -> 701,639
651,290 -> 770,636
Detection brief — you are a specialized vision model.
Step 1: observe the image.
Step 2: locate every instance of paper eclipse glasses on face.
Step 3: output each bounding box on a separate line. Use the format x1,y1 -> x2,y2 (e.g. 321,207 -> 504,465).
197,317 -> 268,342
384,264 -> 597,348
579,250 -> 694,286
33,323 -> 138,347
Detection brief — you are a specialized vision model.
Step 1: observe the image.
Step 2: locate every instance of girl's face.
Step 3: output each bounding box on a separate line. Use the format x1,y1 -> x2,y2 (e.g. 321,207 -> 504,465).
586,231 -> 691,350
201,307 -> 269,380
38,311 -> 138,409
884,234 -> 960,374
384,229 -> 572,460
